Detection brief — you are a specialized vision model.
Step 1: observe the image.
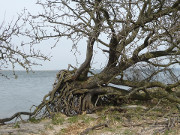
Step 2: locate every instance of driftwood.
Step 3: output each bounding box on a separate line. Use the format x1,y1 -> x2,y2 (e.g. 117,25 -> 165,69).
80,122 -> 109,135
0,112 -> 32,124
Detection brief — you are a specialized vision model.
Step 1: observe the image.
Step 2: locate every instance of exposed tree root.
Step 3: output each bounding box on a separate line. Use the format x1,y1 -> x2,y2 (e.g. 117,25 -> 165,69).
0,112 -> 32,124
0,69 -> 112,123
1,69 -> 180,124
80,122 -> 109,135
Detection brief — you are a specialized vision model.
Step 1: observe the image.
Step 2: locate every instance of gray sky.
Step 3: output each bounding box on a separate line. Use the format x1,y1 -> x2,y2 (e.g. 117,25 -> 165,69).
1,1 -> 179,71
0,0 -> 107,71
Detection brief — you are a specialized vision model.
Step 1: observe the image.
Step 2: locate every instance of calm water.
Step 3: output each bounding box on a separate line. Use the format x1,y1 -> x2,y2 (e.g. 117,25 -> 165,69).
0,69 -> 179,120
0,70 -> 58,119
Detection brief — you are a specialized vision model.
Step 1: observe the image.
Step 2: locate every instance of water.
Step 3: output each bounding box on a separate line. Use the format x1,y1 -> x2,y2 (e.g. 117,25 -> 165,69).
0,70 -> 58,119
0,69 -> 179,120
124,68 -> 180,84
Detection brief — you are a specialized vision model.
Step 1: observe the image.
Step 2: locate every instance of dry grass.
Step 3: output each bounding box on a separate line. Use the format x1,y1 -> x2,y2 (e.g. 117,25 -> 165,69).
1,98 -> 180,135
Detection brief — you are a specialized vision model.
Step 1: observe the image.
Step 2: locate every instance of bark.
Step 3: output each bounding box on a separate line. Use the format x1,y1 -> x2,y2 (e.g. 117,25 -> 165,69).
1,0 -> 180,124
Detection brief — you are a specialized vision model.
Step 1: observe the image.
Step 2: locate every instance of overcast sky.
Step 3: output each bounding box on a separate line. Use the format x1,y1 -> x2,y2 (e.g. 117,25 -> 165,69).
0,0 -> 108,71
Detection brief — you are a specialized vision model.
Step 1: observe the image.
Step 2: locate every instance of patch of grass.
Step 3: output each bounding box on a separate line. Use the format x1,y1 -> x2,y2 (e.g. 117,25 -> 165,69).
123,129 -> 134,135
13,122 -> 20,128
45,124 -> 54,130
161,128 -> 180,135
81,115 -> 95,123
111,115 -> 123,122
99,115 -> 107,122
52,114 -> 65,125
116,125 -> 123,129
29,117 -> 41,123
104,127 -> 116,132
67,115 -> 79,123
163,130 -> 171,135
107,110 -> 124,122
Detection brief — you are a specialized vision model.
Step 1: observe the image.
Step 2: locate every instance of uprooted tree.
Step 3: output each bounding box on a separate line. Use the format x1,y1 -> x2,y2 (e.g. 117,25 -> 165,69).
0,0 -> 180,123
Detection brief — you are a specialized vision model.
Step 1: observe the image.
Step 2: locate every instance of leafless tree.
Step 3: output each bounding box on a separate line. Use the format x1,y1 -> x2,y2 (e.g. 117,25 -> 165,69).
0,0 -> 180,123
0,15 -> 49,77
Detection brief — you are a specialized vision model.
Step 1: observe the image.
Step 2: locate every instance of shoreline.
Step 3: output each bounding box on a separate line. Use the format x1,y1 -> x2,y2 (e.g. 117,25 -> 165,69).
1,103 -> 180,135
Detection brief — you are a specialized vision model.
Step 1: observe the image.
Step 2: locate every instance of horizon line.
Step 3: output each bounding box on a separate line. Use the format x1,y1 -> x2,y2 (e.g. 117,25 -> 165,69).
0,69 -> 60,71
